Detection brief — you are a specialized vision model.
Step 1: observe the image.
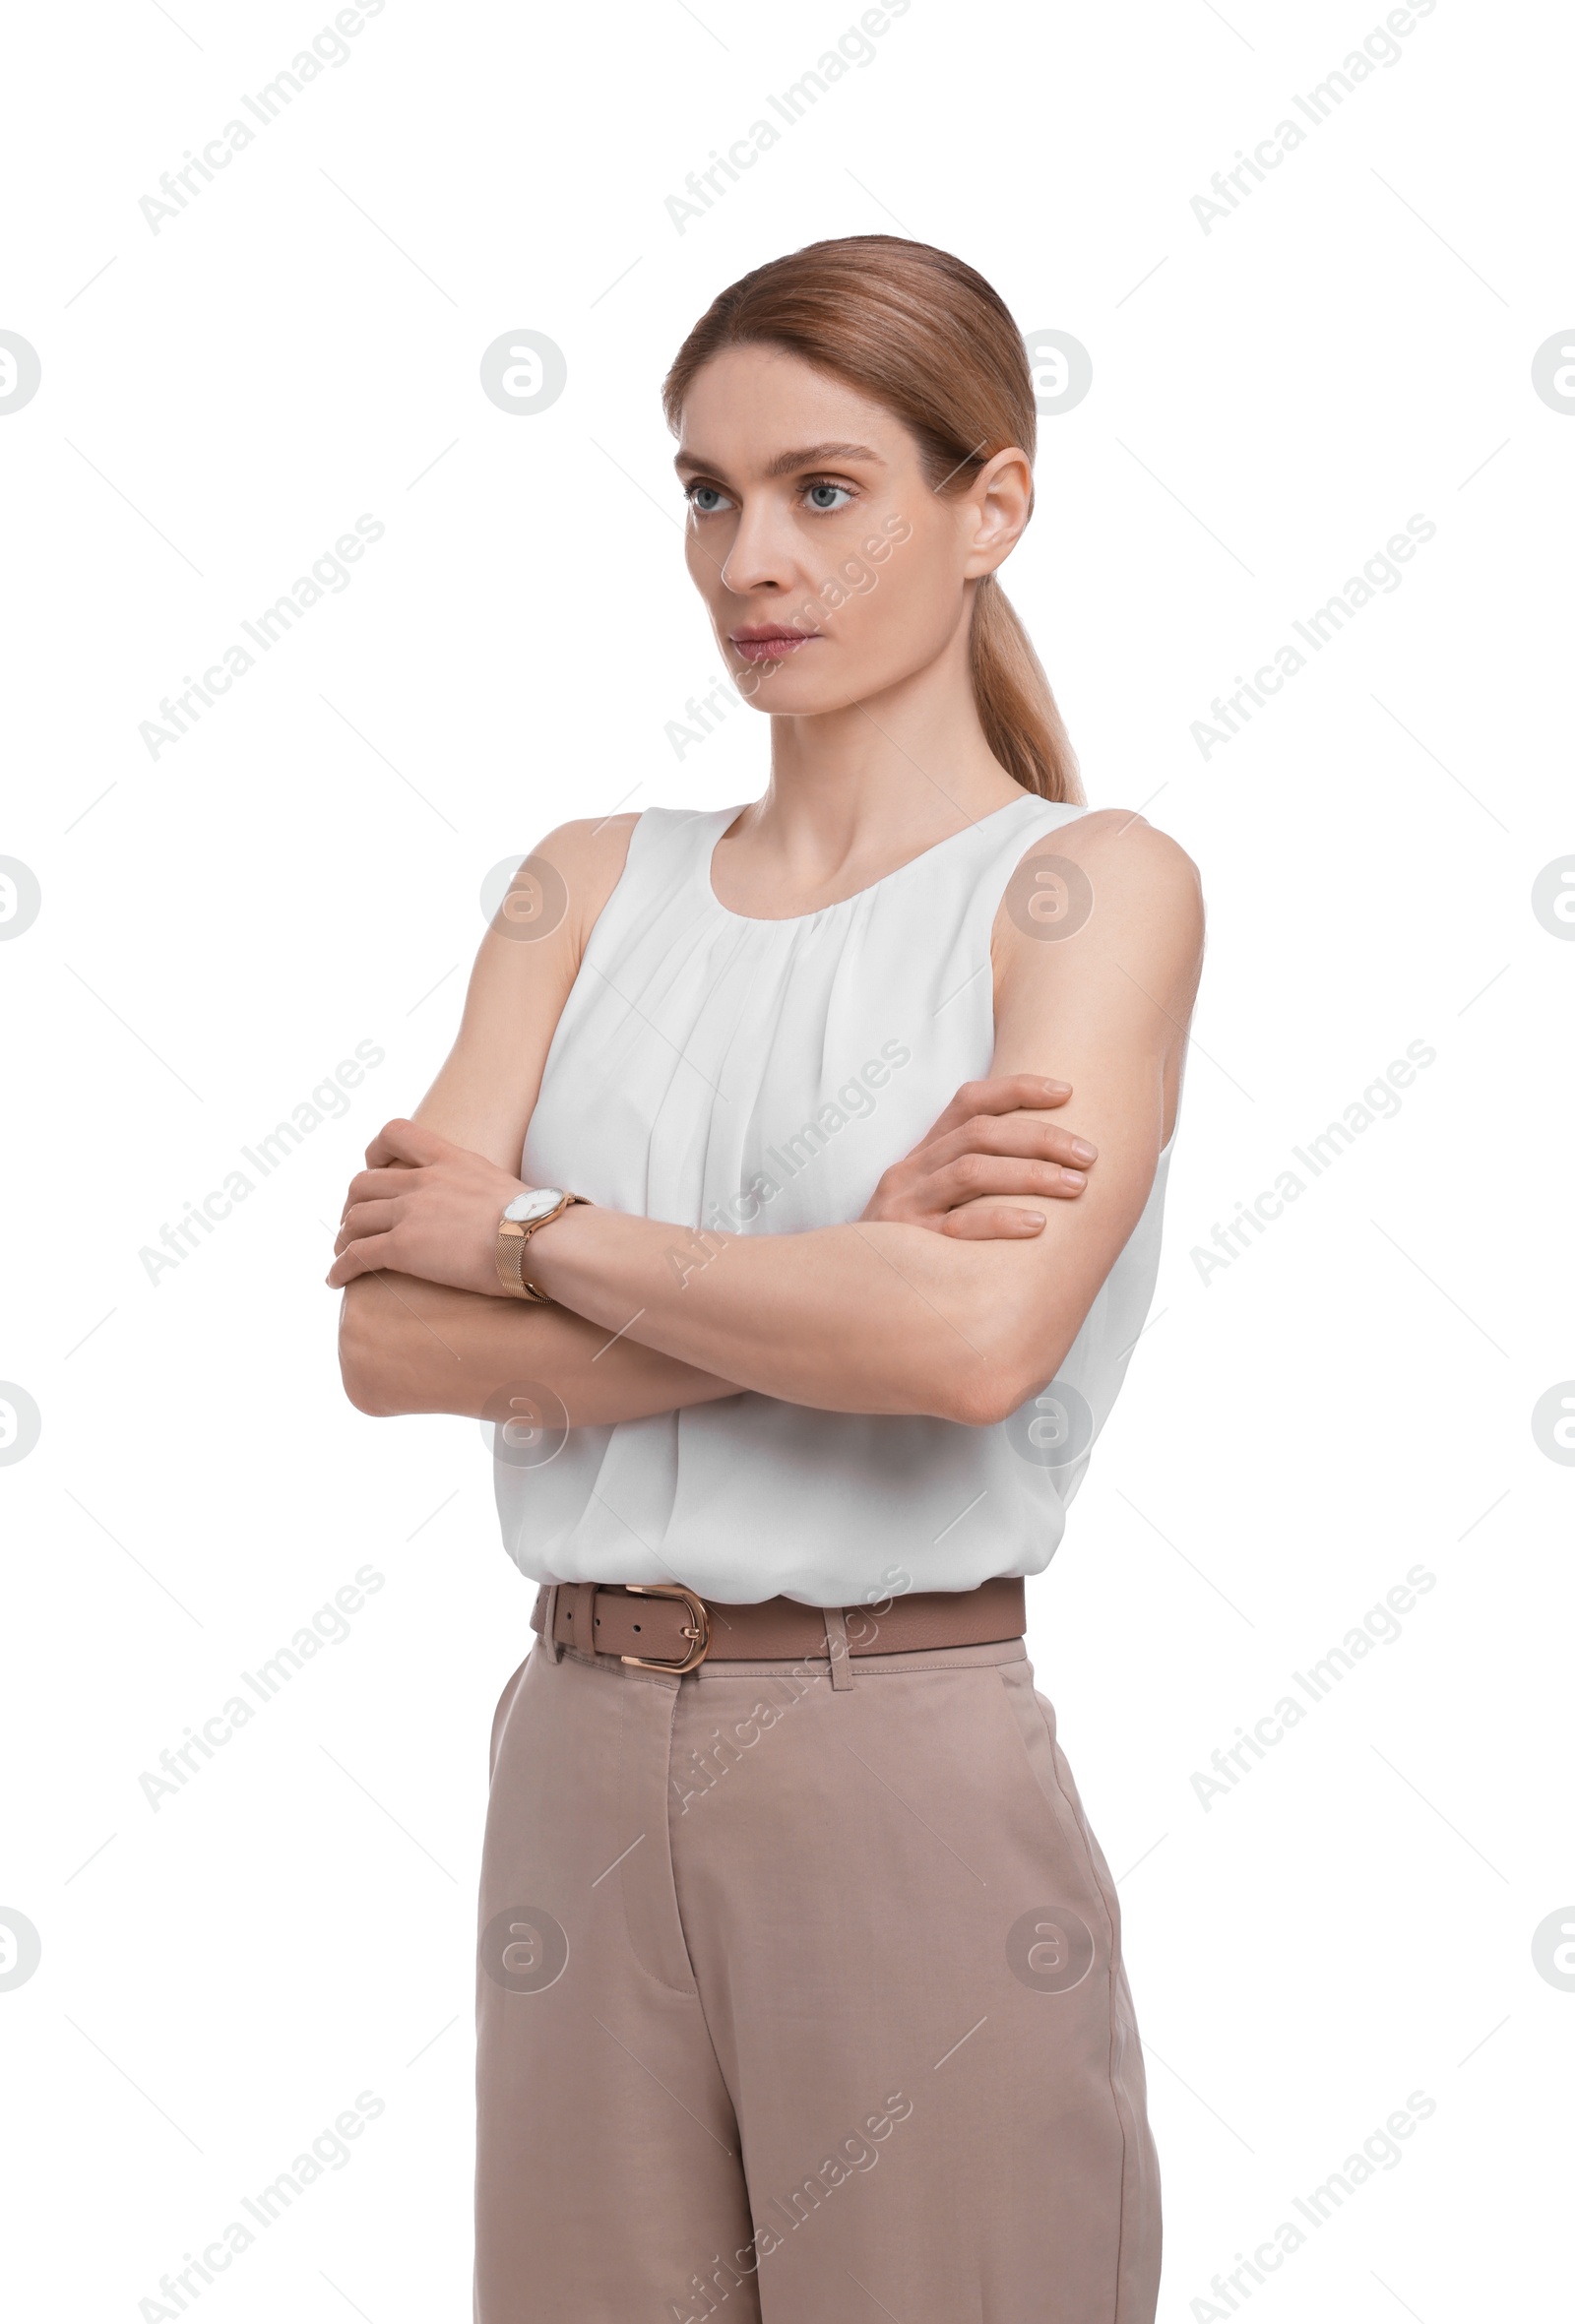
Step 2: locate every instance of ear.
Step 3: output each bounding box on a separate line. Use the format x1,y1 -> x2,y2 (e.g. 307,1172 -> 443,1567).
960,446 -> 1033,580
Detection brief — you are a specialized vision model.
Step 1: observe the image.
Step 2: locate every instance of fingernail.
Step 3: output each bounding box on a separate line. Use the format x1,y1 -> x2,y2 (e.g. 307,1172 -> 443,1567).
1022,1212 -> 1046,1228
1059,1169 -> 1086,1190
1070,1139 -> 1097,1162
1040,1079 -> 1070,1093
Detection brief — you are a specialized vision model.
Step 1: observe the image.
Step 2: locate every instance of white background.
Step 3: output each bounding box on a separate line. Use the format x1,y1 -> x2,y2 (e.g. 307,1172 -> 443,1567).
2,1 -> 1570,2317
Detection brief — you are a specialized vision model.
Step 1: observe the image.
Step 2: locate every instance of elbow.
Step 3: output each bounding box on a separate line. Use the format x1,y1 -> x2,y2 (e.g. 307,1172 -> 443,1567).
941,1373 -> 1040,1430
340,1350 -> 392,1419
337,1285 -> 395,1417
342,1364 -> 393,1419
932,1331 -> 1076,1431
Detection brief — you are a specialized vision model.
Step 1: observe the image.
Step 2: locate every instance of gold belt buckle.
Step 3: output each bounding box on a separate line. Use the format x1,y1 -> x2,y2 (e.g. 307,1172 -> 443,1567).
619,1583 -> 712,1673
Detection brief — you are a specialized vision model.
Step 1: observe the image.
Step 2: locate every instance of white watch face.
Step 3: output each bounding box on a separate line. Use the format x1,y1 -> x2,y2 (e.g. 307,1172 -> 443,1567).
505,1187 -> 565,1224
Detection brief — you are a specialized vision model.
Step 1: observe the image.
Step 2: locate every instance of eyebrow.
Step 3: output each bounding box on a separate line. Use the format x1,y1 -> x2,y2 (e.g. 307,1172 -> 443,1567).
673,440 -> 885,480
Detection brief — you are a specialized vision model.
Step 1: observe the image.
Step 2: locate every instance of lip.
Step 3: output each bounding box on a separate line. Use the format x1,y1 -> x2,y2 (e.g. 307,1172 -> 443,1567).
728,625 -> 822,663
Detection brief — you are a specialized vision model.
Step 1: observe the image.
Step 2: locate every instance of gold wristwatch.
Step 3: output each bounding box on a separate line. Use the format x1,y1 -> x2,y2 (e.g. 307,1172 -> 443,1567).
495,1187 -> 585,1302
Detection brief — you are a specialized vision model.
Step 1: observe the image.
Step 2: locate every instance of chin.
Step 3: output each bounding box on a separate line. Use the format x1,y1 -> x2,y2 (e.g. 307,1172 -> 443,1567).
725,659 -> 824,704
729,653 -> 896,715
748,679 -> 849,719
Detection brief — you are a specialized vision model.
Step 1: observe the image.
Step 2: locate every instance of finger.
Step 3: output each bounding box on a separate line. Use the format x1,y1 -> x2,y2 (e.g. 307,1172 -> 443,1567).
334,1200 -> 399,1256
916,1075 -> 1073,1152
957,1074 -> 1073,1116
926,1117 -> 1099,1171
939,1204 -> 1047,1240
363,1116 -> 452,1170
341,1164 -> 425,1219
325,1232 -> 398,1288
933,1157 -> 1088,1207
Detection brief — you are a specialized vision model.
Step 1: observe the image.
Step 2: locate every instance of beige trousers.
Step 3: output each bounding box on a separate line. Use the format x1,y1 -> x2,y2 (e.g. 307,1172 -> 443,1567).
474,1621 -> 1161,2323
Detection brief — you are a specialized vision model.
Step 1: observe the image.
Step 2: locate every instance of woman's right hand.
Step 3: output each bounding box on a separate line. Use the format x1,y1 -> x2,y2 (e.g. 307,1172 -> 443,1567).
860,1075 -> 1096,1240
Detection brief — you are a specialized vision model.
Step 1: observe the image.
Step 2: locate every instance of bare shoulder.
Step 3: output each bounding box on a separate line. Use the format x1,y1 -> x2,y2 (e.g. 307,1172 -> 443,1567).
466,808 -> 643,1028
415,812 -> 643,1158
531,811 -> 641,948
1011,809 -> 1201,948
473,810 -> 641,970
994,808 -> 1205,1023
1029,806 -> 1200,888
536,808 -> 641,866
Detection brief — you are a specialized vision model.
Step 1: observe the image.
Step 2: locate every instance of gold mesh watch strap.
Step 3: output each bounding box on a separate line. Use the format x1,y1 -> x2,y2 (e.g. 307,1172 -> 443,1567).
495,1194 -> 583,1302
495,1218 -> 548,1301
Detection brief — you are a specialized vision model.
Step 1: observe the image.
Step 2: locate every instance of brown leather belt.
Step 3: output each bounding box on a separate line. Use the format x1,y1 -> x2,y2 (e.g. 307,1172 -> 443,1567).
530,1575 -> 1025,1673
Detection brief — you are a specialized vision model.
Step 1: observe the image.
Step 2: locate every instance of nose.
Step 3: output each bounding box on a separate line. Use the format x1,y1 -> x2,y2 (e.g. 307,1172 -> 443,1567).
716,492 -> 795,598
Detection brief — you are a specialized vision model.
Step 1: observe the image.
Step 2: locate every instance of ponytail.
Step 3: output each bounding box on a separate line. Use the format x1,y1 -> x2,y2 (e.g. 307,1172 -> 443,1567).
969,575 -> 1083,804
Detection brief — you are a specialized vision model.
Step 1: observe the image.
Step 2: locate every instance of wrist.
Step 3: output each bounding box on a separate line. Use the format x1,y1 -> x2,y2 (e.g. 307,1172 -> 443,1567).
494,1185 -> 589,1301
511,1191 -> 594,1296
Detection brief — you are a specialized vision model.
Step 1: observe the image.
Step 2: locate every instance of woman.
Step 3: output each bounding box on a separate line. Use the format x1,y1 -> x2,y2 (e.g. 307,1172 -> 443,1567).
330,236 -> 1204,2324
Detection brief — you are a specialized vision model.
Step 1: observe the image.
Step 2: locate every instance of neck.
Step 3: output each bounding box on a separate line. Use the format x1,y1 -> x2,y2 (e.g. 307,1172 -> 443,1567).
744,613 -> 1024,883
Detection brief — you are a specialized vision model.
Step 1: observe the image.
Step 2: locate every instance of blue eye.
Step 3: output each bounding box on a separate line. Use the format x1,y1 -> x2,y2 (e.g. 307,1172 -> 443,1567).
687,484 -> 729,515
804,481 -> 852,511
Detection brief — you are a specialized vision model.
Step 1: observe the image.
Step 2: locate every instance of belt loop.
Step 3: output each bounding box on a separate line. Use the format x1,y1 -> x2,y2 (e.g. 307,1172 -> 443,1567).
823,1604 -> 855,1690
541,1584 -> 564,1662
567,1582 -> 598,1660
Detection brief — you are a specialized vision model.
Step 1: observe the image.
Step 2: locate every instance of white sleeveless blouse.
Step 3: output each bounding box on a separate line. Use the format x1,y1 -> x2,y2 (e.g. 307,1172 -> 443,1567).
495,793 -> 1176,1608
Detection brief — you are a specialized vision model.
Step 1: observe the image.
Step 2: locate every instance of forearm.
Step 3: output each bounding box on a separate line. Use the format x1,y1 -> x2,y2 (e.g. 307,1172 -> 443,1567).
338,1271 -> 744,1422
523,1207 -> 1037,1425
332,814 -> 1198,1429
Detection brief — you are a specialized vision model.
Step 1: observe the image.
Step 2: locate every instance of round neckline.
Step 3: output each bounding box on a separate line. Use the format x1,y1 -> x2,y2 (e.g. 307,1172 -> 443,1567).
704,791 -> 1047,926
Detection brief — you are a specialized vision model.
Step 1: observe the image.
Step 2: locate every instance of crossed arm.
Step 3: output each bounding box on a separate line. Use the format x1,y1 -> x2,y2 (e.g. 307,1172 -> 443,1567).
332,812 -> 1203,1430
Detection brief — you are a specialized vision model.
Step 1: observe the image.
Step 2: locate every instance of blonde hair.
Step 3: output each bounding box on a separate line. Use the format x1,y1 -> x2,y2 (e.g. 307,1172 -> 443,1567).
662,235 -> 1082,803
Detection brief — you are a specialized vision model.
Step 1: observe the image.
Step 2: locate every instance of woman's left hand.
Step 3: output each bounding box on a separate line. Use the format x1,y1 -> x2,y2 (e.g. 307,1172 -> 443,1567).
327,1118 -> 528,1295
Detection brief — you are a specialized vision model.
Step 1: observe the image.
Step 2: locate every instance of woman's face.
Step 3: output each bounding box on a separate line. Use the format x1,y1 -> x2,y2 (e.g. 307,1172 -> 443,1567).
674,344 -> 1029,712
